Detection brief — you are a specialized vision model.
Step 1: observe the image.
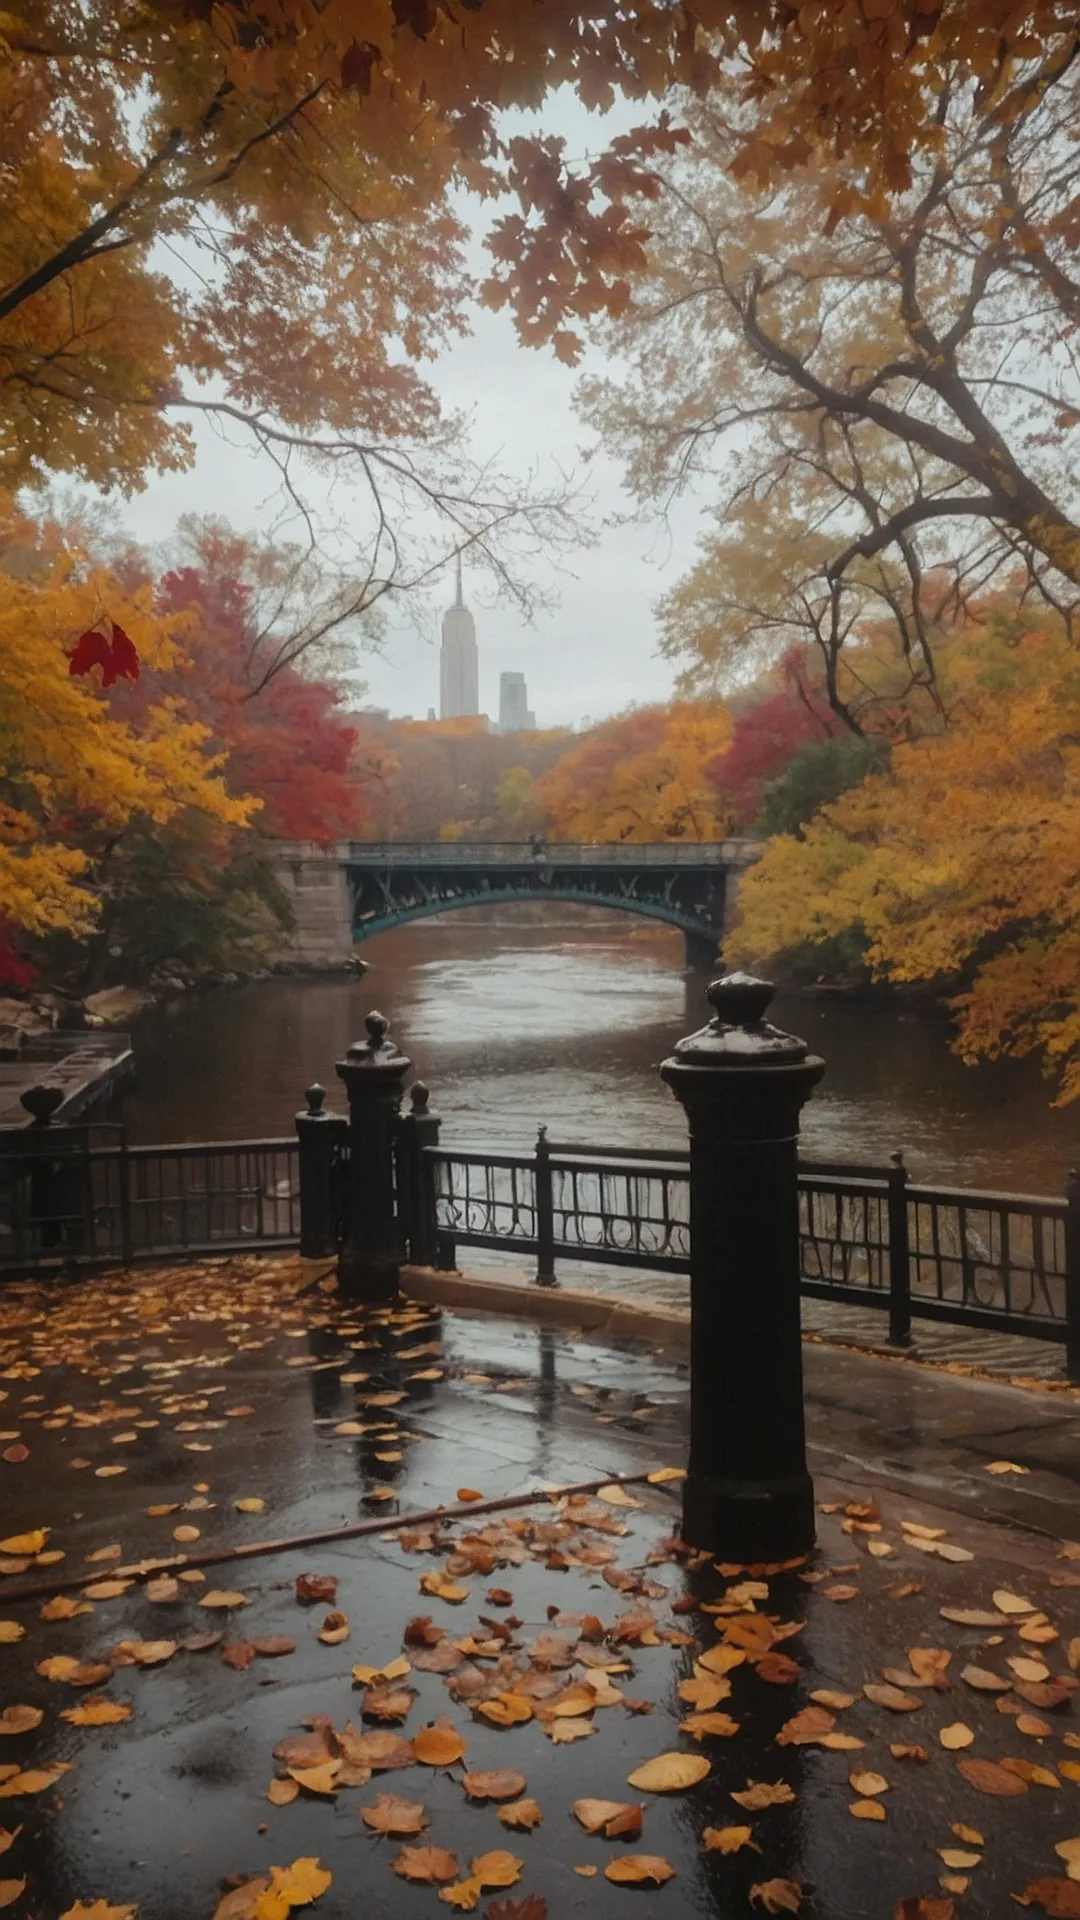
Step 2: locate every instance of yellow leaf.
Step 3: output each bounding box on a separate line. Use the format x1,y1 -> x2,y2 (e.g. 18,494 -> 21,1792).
647,1467 -> 686,1484
287,1764 -> 340,1797
597,1484 -> 644,1508
257,1857 -> 332,1911
267,1779 -> 300,1806
849,1799 -> 886,1821
605,1856 -> 676,1885
703,1825 -> 757,1854
0,1764 -> 71,1797
498,1799 -> 542,1830
986,1461 -> 1030,1475
200,1591 -> 247,1609
732,1781 -> 796,1810
0,1532 -> 46,1556
468,1851 -> 522,1889
849,1772 -> 888,1796
1056,1837 -> 1080,1881
938,1848 -> 981,1869
0,1882 -> 25,1909
59,1905 -> 138,1920
939,1724 -> 975,1750
61,1699 -> 132,1727
627,1751 -> 710,1793
235,1498 -> 265,1513
0,1628 -> 24,1646
0,1708 -> 41,1735
414,1719 -> 467,1767
438,1878 -> 482,1911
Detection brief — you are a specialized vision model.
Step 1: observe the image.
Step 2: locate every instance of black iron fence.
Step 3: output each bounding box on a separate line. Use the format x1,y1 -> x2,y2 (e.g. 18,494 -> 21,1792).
0,1126 -> 300,1270
3,1105 -> 1078,1371
416,1130 -> 1079,1366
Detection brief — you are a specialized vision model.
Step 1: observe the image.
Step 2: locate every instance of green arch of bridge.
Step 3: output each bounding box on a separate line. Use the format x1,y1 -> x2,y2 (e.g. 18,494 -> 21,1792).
351,884 -> 717,945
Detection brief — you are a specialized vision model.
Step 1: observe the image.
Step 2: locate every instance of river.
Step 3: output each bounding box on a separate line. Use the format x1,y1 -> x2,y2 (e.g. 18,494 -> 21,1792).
115,921 -> 1080,1196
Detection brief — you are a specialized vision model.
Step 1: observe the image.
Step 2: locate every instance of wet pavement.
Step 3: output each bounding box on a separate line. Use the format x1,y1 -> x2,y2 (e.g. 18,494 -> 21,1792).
0,1256 -> 1079,1919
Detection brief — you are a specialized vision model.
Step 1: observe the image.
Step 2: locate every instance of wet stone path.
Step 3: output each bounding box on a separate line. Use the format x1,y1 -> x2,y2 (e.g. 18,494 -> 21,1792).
0,1257 -> 1078,1919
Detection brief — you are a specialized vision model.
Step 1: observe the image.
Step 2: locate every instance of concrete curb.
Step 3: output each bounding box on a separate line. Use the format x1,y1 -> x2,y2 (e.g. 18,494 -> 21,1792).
401,1264 -> 691,1351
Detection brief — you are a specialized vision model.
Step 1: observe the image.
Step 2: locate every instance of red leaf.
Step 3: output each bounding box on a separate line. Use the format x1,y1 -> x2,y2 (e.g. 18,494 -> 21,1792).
68,623 -> 139,688
340,40 -> 381,92
107,622 -> 140,683
69,628 -> 113,681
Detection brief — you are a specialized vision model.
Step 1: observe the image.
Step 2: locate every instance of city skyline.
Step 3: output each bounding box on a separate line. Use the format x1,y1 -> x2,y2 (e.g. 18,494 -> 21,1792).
439,561 -> 537,732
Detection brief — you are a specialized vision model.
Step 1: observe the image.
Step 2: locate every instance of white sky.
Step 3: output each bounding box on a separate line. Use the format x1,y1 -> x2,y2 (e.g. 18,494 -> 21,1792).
113,96 -> 709,731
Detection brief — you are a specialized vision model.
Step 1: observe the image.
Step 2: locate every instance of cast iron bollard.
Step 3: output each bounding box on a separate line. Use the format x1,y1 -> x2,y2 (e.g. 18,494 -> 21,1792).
534,1125 -> 557,1287
335,1011 -> 411,1301
661,971 -> 824,1561
295,1083 -> 348,1259
396,1081 -> 442,1269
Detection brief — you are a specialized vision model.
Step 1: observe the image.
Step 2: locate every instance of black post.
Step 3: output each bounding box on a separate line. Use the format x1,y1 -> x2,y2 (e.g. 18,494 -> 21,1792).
886,1150 -> 912,1348
118,1129 -> 134,1268
661,972 -> 824,1561
335,1012 -> 411,1301
1066,1168 -> 1080,1382
534,1124 -> 557,1287
396,1081 -> 442,1268
296,1083 -> 348,1259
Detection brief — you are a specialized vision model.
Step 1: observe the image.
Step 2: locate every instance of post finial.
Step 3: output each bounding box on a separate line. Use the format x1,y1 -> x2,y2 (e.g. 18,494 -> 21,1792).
305,1082 -> 327,1115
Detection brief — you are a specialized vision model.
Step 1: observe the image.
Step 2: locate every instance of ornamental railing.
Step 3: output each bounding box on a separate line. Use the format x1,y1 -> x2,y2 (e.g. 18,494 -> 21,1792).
3,1104 -> 1078,1372
410,1128 -> 1078,1361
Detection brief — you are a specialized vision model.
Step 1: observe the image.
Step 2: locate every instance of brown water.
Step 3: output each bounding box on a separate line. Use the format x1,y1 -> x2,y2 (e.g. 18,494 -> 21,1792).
119,921 -> 1080,1195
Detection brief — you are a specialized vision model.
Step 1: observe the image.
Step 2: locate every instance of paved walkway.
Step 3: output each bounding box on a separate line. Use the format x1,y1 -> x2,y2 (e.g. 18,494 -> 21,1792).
0,1256 -> 1079,1919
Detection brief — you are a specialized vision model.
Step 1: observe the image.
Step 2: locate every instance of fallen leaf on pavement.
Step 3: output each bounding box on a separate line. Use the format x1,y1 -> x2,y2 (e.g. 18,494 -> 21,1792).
391,1848 -> 460,1887
986,1461 -> 1029,1475
850,1772 -> 888,1796
254,1857 -> 331,1915
36,1657 -> 112,1686
961,1666 -> 1009,1691
810,1689 -> 856,1711
58,1904 -> 138,1919
680,1711 -> 739,1740
360,1794 -> 427,1834
864,1684 -> 922,1712
1017,1880 -> 1080,1916
0,1532 -> 46,1555
498,1799 -> 542,1830
703,1825 -> 757,1853
267,1779 -> 299,1806
414,1719 -> 467,1767
956,1755 -> 1029,1795
850,1799 -> 886,1820
951,1824 -> 984,1846
938,1850 -> 981,1870
749,1879 -> 804,1913
890,1745 -> 930,1763
572,1799 -> 642,1837
604,1856 -> 675,1885
0,1764 -> 71,1797
0,1708 -> 41,1735
295,1575 -> 336,1606
627,1752 -> 709,1793
732,1781 -> 795,1810
61,1698 -> 132,1726
939,1724 -> 975,1750
1056,1838 -> 1080,1881
463,1771 -> 527,1803
287,1763 -> 340,1797
0,1883 -> 25,1910
941,1608 -> 1007,1628
317,1613 -> 349,1646
993,1590 -> 1036,1615
235,1498 -> 265,1513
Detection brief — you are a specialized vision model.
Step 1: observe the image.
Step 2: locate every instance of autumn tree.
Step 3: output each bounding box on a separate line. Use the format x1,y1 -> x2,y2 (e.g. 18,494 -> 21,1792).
731,611 -> 1080,1100
573,58 -> 1080,727
0,498 -> 253,963
537,703 -> 733,843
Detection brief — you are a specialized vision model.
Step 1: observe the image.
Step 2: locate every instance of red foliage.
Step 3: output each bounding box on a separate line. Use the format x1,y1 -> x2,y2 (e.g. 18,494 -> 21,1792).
705,674 -> 835,828
154,564 -> 365,844
0,927 -> 35,990
68,622 -> 140,688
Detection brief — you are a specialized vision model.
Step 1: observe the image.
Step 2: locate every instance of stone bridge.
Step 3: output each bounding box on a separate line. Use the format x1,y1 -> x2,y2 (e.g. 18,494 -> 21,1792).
271,839 -> 762,969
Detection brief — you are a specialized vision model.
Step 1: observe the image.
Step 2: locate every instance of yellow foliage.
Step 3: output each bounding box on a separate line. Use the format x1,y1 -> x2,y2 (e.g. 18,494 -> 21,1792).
733,618 -> 1080,1099
538,703 -> 733,842
0,501 -> 254,939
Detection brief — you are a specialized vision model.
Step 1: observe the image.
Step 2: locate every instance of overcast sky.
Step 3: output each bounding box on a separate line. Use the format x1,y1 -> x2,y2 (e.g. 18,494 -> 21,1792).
114,97 -> 709,731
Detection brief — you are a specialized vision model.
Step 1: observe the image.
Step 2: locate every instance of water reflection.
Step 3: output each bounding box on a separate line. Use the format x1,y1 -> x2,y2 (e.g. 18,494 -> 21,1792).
120,920 -> 1080,1193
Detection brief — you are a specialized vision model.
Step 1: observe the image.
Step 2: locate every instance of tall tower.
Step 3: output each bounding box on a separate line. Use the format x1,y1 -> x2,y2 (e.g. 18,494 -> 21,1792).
499,670 -> 534,733
439,555 -> 479,719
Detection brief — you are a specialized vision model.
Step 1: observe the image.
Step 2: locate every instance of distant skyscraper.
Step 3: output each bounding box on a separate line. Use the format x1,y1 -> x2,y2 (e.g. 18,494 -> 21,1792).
499,670 -> 535,733
439,556 -> 479,720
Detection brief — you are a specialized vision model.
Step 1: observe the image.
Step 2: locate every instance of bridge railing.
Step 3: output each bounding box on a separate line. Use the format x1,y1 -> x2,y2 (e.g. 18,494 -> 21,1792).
345,840 -> 759,867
